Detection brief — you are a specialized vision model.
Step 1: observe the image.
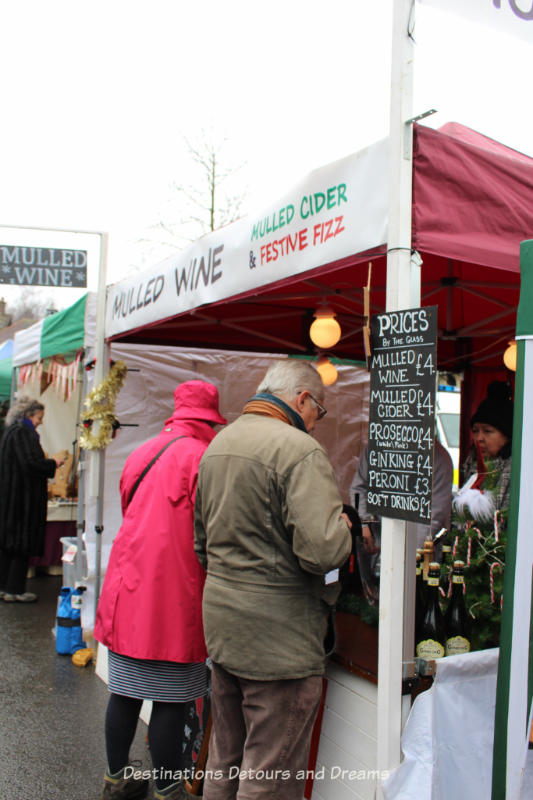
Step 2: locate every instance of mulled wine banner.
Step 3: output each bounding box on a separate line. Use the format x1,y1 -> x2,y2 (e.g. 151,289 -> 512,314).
492,240 -> 533,800
417,0 -> 533,44
0,245 -> 87,287
105,138 -> 389,338
366,306 -> 438,525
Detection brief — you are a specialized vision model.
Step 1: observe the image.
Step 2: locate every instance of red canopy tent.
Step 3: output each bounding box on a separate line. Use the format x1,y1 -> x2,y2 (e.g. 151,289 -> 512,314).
98,122 -> 533,796
107,122 -> 533,458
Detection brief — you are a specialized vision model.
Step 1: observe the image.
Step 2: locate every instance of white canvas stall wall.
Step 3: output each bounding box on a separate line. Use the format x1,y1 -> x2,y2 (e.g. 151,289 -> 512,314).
311,664 -> 379,800
12,373 -> 82,462
83,344 -> 370,630
8,291 -> 96,459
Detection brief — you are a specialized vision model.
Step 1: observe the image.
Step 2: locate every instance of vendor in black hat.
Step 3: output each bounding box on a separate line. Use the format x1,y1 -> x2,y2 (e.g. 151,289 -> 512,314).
461,380 -> 514,515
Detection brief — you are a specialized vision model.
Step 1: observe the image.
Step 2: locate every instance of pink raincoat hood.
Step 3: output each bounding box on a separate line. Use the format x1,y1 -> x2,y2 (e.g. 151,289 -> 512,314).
168,380 -> 227,426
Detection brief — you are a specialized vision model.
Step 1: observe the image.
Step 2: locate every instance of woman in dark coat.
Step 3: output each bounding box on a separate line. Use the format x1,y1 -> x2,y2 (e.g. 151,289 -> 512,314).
0,396 -> 63,603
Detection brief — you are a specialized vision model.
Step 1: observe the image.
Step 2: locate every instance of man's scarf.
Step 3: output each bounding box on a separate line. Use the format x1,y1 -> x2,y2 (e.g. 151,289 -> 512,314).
242,392 -> 307,433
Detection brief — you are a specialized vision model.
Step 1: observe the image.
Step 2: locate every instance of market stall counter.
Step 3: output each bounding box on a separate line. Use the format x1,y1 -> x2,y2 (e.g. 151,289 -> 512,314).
29,501 -> 77,571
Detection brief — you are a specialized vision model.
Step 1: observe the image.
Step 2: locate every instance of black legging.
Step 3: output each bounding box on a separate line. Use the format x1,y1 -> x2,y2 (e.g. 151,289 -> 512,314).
0,551 -> 30,594
105,692 -> 189,790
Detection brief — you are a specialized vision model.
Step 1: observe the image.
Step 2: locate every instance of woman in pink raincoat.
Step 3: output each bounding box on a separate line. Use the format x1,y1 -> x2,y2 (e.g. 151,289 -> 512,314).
95,380 -> 226,800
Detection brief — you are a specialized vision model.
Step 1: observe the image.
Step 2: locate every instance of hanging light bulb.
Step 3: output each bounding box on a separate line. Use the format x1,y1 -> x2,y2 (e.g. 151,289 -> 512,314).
309,306 -> 341,349
316,355 -> 338,386
503,341 -> 517,372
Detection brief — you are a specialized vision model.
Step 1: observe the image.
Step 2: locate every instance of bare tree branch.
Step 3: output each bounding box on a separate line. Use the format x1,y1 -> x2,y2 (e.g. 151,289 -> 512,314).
8,288 -> 57,322
139,131 -> 248,262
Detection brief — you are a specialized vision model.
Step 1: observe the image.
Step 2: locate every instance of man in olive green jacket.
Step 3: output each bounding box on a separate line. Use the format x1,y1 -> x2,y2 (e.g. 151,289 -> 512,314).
194,360 -> 351,800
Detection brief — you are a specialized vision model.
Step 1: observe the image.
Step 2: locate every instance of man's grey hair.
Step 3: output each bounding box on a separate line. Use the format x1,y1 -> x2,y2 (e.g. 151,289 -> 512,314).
5,395 -> 45,426
256,360 -> 324,402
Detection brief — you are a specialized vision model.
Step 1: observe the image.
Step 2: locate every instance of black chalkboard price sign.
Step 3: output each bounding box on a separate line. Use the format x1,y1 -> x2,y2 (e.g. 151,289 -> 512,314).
366,306 -> 438,525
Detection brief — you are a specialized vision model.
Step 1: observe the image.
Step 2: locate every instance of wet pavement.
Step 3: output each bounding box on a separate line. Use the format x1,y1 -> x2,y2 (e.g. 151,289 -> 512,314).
0,574 -> 150,800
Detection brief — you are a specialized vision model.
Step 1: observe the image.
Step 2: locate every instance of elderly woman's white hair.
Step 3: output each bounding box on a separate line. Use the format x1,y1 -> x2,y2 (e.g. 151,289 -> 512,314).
256,359 -> 324,401
5,395 -> 45,426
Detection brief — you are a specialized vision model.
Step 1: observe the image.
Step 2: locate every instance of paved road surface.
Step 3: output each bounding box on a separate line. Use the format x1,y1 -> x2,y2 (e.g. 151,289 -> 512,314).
0,574 -> 150,800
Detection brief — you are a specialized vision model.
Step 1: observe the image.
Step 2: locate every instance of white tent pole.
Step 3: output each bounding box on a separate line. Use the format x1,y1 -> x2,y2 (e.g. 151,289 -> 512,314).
75,359 -> 89,586
377,0 -> 418,793
89,232 -> 109,621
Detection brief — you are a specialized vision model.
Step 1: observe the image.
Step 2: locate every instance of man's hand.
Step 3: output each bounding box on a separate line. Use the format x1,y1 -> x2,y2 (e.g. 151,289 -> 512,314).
362,523 -> 379,554
54,457 -> 65,468
340,512 -> 352,529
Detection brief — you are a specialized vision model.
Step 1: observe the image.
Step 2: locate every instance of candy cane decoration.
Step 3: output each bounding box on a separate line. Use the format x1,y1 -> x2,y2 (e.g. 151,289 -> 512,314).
490,562 -> 503,605
472,526 -> 483,542
452,535 -> 459,558
494,510 -> 500,543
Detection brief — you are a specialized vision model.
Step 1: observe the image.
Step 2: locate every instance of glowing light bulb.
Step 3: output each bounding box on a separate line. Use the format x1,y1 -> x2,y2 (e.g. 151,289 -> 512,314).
309,307 -> 341,349
503,341 -> 517,372
316,356 -> 338,386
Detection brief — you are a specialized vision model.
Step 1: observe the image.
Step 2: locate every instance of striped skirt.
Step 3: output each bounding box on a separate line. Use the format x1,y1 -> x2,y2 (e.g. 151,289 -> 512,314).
108,650 -> 208,702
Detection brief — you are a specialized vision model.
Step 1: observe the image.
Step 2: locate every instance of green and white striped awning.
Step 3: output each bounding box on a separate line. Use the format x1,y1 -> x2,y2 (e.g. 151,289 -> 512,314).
0,339 -> 13,400
12,293 -> 96,367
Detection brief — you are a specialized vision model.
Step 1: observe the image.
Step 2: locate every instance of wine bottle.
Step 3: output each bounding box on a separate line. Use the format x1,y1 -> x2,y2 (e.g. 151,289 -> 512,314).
444,560 -> 471,656
422,538 -> 434,583
415,550 -> 426,639
440,530 -> 453,596
440,529 -> 453,565
416,561 -> 446,660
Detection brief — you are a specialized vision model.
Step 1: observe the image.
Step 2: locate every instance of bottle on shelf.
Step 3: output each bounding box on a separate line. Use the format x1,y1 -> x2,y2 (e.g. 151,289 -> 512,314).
416,561 -> 446,660
436,527 -> 453,565
444,560 -> 471,656
434,528 -> 453,594
422,538 -> 434,584
433,529 -> 452,596
415,550 -> 426,638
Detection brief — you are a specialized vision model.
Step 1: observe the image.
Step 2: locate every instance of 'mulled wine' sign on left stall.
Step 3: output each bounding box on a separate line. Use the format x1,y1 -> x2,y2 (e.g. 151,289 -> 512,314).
366,306 -> 438,525
0,245 -> 87,287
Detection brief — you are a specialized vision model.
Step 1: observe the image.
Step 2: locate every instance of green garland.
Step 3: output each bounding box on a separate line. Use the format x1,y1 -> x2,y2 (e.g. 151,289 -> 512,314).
336,592 -> 379,627
448,458 -> 507,650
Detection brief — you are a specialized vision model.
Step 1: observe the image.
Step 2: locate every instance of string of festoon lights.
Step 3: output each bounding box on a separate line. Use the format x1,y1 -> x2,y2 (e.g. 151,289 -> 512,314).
309,304 -> 341,386
310,309 -> 519,385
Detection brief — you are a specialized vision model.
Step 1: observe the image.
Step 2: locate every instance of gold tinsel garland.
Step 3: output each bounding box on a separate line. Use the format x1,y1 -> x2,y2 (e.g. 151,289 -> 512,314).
79,361 -> 128,450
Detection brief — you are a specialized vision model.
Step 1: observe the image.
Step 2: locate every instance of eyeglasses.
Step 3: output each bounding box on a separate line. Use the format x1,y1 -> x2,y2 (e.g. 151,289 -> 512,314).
308,393 -> 327,420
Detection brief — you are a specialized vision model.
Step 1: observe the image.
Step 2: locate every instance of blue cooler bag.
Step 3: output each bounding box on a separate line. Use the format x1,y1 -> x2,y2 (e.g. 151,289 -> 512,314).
56,587 -> 86,655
